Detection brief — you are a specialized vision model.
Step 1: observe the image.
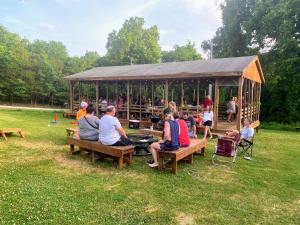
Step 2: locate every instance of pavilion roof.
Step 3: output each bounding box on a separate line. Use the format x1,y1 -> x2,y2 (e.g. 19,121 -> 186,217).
64,55 -> 264,83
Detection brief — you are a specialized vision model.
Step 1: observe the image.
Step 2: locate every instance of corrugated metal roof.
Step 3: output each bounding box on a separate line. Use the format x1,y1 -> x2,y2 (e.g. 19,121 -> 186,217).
64,55 -> 258,81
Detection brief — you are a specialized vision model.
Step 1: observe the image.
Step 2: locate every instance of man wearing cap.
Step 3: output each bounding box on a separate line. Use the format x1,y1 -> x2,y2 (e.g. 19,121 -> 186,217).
98,106 -> 132,146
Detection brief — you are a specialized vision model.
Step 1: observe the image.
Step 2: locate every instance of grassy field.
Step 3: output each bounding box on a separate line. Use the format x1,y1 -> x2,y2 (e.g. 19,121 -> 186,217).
0,109 -> 299,225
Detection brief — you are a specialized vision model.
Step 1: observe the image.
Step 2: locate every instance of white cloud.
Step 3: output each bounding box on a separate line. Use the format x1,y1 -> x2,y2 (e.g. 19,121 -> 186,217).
182,0 -> 222,21
3,17 -> 35,31
159,28 -> 175,36
37,22 -> 56,31
124,0 -> 162,17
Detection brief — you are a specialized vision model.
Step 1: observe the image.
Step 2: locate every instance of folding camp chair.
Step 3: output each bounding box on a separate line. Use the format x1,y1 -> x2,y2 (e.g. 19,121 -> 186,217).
212,137 -> 238,166
237,136 -> 254,160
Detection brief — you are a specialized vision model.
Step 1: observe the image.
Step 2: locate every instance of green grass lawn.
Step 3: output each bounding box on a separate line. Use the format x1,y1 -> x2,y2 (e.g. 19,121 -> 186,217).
0,109 -> 299,225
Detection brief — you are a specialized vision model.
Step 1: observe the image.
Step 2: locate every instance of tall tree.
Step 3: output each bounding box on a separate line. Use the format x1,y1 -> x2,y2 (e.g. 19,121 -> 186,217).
202,0 -> 300,122
161,41 -> 202,62
106,17 -> 161,65
0,26 -> 30,103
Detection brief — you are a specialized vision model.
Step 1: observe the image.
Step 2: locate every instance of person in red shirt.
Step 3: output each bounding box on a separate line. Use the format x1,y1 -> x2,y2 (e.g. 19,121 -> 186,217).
203,95 -> 213,108
173,111 -> 190,147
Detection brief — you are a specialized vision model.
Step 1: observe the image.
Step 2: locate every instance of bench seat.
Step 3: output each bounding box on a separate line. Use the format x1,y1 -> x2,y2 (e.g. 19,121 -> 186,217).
0,128 -> 25,141
66,136 -> 134,169
158,138 -> 206,174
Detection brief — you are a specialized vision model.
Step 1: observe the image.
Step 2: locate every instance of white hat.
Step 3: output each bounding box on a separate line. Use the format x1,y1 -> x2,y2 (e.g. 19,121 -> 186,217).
80,101 -> 88,109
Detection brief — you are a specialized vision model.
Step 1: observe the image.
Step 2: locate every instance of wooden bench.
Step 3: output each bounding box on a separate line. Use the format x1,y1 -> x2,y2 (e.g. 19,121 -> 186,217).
66,128 -> 78,137
0,128 -> 25,141
66,136 -> 134,169
62,111 -> 76,118
158,138 -> 206,174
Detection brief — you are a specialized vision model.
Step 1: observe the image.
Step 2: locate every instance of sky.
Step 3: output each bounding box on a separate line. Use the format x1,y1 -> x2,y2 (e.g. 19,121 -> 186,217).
0,0 -> 223,57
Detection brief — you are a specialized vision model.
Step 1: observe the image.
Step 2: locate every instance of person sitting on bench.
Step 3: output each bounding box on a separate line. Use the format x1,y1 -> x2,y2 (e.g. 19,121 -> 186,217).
148,108 -> 180,168
182,111 -> 197,138
173,111 -> 190,147
78,104 -> 99,141
76,101 -> 88,120
98,105 -> 132,146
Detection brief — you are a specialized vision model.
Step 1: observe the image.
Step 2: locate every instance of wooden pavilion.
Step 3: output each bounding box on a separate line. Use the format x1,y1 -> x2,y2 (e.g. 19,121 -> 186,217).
64,55 -> 264,132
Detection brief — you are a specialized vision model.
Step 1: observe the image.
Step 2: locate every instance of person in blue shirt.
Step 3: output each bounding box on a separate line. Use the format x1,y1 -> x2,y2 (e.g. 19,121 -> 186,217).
148,108 -> 180,168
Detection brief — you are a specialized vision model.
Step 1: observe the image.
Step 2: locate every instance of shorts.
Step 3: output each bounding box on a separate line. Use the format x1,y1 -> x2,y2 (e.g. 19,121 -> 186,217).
110,136 -> 132,146
160,141 -> 179,151
227,109 -> 235,114
203,120 -> 212,126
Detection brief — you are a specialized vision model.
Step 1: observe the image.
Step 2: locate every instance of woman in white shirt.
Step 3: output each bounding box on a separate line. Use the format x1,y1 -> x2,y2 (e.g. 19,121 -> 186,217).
226,97 -> 236,122
203,106 -> 213,139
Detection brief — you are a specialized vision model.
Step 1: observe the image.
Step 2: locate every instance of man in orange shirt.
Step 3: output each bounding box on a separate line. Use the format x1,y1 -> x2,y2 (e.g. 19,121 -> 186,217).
76,101 -> 88,120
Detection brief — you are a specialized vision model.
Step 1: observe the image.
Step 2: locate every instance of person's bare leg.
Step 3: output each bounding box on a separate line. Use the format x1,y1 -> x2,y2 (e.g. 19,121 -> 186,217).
208,127 -> 212,139
227,113 -> 232,122
149,142 -> 159,167
203,126 -> 208,139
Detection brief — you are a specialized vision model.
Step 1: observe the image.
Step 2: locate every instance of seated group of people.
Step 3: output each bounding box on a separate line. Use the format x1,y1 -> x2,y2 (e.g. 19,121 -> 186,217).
77,102 -> 132,146
76,101 -> 254,168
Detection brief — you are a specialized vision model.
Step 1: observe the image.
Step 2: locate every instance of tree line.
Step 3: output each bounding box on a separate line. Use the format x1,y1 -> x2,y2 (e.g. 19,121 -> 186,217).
1,0 -> 299,123
0,17 -> 201,107
202,0 -> 300,123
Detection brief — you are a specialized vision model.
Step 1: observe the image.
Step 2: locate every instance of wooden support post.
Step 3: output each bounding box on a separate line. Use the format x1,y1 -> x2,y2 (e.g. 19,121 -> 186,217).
251,81 -> 254,120
69,81 -> 74,113
106,83 -> 108,101
126,81 -> 130,120
213,79 -> 219,129
247,79 -> 251,118
258,83 -> 261,121
151,81 -> 154,114
139,81 -> 142,121
237,77 -> 244,131
78,82 -> 81,105
95,81 -> 99,117
164,80 -> 169,108
196,80 -> 200,113
116,82 -> 118,104
181,80 -> 184,107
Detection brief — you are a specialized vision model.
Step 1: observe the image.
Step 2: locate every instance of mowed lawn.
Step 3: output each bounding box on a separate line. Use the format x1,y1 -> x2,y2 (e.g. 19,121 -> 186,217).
0,109 -> 299,225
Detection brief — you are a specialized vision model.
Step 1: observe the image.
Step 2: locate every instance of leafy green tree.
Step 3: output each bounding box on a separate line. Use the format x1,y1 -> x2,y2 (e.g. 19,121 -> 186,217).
0,26 -> 30,103
161,41 -> 202,62
106,17 -> 161,65
202,0 -> 300,122
81,51 -> 100,69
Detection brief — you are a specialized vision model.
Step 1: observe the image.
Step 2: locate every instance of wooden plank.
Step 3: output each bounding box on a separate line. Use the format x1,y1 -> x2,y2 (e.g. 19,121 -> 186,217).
258,83 -> 261,122
66,71 -> 243,81
242,57 -> 264,83
127,81 -> 130,120
151,81 -> 154,114
165,80 -> 169,108
66,137 -> 134,158
158,139 -> 206,174
139,81 -> 142,120
95,81 -> 99,117
237,77 -> 244,131
196,80 -> 200,112
106,83 -> 108,100
181,80 -> 184,107
213,78 -> 219,129
70,81 -> 74,113
0,128 -> 25,141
